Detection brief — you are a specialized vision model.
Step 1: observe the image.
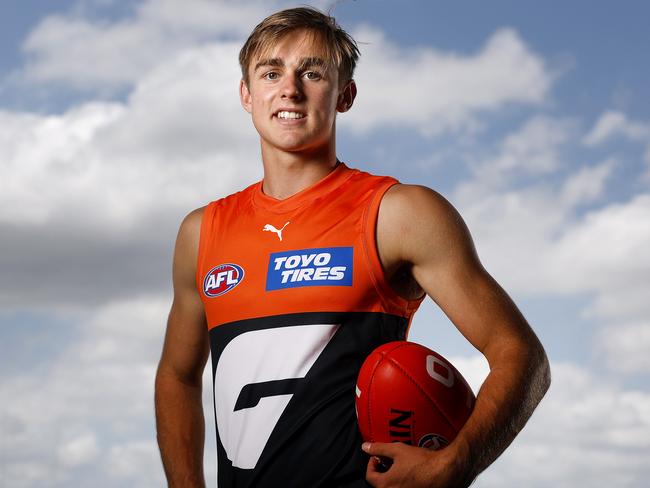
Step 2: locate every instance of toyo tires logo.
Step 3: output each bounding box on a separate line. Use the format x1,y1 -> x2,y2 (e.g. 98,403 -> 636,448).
266,246 -> 353,291
203,263 -> 245,297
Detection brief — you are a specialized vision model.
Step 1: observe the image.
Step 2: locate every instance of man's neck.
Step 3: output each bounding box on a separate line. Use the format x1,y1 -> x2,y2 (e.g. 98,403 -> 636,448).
260,144 -> 339,200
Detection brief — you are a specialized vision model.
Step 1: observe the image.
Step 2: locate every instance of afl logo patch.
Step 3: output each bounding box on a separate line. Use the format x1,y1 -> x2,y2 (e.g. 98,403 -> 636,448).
203,264 -> 244,297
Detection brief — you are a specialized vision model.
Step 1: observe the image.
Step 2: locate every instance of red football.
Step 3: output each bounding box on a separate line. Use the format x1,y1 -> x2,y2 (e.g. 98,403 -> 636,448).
356,341 -> 475,450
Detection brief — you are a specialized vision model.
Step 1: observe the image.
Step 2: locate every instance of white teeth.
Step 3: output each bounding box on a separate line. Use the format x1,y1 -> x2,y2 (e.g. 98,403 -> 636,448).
277,111 -> 305,119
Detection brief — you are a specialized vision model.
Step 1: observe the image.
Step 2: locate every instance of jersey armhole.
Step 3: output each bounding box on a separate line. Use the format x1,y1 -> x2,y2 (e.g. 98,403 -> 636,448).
195,202 -> 216,296
361,181 -> 423,318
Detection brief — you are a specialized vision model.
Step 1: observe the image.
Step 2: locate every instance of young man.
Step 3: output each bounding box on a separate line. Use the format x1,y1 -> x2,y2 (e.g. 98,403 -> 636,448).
155,7 -> 550,488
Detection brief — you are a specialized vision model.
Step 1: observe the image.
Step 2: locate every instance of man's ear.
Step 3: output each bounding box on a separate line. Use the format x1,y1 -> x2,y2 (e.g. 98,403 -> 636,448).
240,79 -> 252,113
336,79 -> 357,113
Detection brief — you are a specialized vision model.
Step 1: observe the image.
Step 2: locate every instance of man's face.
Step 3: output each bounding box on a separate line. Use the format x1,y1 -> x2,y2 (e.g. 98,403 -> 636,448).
240,29 -> 355,156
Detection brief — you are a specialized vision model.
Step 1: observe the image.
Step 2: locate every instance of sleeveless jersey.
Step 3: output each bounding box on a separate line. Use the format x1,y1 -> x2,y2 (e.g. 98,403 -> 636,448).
197,163 -> 422,487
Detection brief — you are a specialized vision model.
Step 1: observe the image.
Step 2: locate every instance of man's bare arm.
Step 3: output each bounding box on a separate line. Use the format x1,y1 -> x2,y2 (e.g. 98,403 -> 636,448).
365,185 -> 551,488
155,208 -> 209,488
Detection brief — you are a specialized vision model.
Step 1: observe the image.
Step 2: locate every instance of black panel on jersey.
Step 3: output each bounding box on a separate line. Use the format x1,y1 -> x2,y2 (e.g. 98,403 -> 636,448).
209,312 -> 408,488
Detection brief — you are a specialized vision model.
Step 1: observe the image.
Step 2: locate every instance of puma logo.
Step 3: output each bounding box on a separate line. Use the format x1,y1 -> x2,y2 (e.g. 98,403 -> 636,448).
263,222 -> 290,241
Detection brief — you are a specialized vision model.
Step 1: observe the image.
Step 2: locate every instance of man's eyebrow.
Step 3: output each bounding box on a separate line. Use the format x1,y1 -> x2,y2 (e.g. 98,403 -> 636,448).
254,58 -> 284,71
254,57 -> 328,72
297,57 -> 327,71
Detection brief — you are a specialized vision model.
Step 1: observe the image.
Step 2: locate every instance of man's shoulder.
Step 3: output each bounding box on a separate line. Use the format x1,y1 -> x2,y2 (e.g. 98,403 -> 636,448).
377,183 -> 472,264
179,181 -> 259,243
380,184 -> 455,222
177,206 -> 206,243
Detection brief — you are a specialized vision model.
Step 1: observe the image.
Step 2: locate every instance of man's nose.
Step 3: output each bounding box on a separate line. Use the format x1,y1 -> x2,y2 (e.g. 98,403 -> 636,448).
280,73 -> 303,100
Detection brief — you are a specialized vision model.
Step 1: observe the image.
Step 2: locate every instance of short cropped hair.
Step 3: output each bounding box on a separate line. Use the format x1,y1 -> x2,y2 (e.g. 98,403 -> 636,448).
239,6 -> 360,85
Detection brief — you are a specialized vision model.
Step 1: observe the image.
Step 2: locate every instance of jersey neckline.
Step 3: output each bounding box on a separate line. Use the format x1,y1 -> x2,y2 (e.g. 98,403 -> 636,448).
251,161 -> 355,213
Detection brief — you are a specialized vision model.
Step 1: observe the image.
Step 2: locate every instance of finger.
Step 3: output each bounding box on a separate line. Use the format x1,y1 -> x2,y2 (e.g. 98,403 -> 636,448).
368,455 -> 392,473
367,456 -> 380,471
362,441 -> 403,458
366,456 -> 386,487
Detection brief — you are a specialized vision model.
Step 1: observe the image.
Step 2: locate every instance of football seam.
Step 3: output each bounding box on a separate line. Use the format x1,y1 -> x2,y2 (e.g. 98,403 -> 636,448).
365,352 -> 384,442
386,356 -> 458,436
365,344 -> 410,442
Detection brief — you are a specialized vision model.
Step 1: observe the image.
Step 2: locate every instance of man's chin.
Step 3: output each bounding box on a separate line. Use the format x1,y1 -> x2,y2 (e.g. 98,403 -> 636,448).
263,137 -> 329,155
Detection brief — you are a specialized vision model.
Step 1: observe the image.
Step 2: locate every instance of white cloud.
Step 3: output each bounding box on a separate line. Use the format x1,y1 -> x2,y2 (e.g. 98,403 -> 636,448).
454,116 -> 648,300
343,26 -> 553,135
58,433 -> 100,467
561,158 -> 615,206
455,178 -> 567,293
0,296 -> 168,487
548,194 -> 650,296
81,295 -> 171,361
136,0 -> 267,35
1,41 -> 258,229
0,40 -> 261,308
475,361 -> 650,487
584,110 -> 650,181
471,116 -> 576,184
457,183 -> 650,373
106,441 -> 165,486
597,322 -> 650,374
496,117 -> 570,173
584,110 -> 650,146
0,103 -> 125,225
19,0 -> 269,89
0,362 -> 160,487
0,292 -> 219,487
448,355 -> 490,394
452,113 -> 650,375
457,119 -> 648,302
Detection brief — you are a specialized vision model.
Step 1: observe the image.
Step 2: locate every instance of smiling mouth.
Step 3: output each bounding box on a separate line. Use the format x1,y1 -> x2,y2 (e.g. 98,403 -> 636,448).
276,111 -> 306,120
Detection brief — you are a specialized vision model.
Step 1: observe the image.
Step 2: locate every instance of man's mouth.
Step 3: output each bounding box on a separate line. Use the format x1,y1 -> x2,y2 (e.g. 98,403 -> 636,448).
276,111 -> 306,120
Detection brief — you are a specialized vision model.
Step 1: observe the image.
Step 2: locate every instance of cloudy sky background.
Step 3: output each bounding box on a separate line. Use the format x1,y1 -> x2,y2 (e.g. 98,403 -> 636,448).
1,0 -> 649,486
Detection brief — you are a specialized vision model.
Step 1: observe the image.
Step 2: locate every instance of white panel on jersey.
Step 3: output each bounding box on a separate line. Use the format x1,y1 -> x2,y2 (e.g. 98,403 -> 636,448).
215,323 -> 339,469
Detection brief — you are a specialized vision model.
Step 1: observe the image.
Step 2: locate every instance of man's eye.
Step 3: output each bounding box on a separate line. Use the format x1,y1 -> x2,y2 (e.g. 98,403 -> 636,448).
264,71 -> 279,80
303,71 -> 322,80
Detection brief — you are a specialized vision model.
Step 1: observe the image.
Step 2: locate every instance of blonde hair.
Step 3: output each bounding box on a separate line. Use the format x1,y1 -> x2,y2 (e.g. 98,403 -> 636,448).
239,6 -> 360,85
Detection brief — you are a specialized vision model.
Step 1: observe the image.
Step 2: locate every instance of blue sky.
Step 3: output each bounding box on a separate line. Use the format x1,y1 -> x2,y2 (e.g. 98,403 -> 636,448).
1,1 -> 649,487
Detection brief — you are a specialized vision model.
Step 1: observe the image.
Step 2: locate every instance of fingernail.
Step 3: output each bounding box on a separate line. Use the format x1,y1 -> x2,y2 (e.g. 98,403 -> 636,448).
362,442 -> 371,452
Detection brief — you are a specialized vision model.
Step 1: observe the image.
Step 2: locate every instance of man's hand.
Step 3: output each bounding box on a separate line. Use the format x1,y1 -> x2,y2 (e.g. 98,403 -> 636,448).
363,441 -> 471,488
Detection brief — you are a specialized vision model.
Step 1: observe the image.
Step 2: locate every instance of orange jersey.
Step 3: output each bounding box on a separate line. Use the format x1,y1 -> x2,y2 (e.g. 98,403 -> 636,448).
197,163 -> 422,487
